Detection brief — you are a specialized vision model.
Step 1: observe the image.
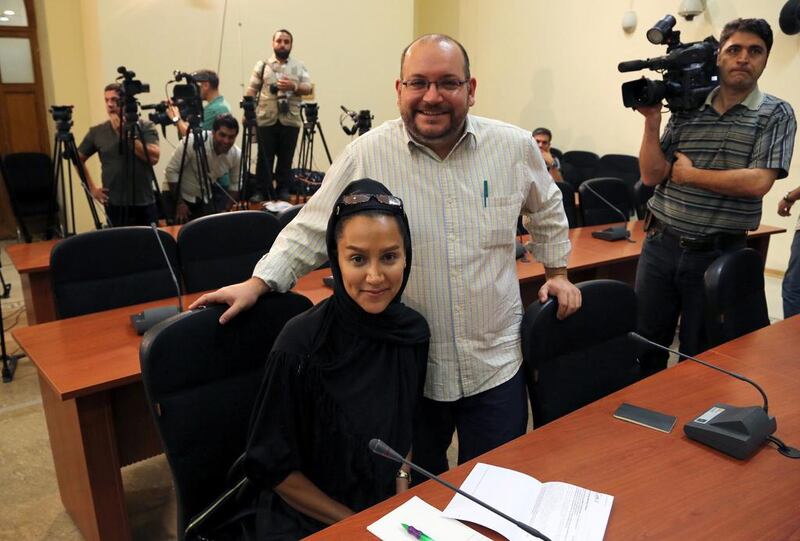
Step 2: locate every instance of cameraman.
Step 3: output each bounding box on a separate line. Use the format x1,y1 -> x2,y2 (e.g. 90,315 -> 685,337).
532,127 -> 563,181
245,29 -> 312,202
78,82 -> 161,226
167,70 -> 234,210
634,18 -> 796,373
164,114 -> 241,223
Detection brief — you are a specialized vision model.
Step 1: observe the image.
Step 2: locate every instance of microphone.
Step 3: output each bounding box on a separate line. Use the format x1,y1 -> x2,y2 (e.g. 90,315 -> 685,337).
627,332 -> 779,459
582,181 -> 632,242
130,224 -> 183,335
368,439 -> 552,541
617,59 -> 650,72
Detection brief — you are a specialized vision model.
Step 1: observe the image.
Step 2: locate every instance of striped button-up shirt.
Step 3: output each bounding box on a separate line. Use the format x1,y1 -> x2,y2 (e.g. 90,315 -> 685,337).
651,86 -> 796,236
254,115 -> 571,401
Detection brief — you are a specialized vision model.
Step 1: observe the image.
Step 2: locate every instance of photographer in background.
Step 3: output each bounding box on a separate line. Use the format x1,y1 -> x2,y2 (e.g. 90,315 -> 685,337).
634,18 -> 796,373
165,114 -> 241,223
532,127 -> 562,181
245,29 -> 313,202
167,70 -> 234,209
78,82 -> 161,226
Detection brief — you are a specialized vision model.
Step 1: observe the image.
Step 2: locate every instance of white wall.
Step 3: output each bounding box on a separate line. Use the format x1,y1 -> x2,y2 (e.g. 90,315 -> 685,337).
434,0 -> 800,272
38,0 -> 415,229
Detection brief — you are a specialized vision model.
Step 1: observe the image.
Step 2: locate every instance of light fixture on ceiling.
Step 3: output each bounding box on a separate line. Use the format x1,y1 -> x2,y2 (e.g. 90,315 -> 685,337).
3,10 -> 15,15
622,11 -> 637,33
0,16 -> 9,22
678,0 -> 704,21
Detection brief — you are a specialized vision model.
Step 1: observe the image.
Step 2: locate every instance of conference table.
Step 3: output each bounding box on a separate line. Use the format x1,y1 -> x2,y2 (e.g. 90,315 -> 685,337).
5,221 -> 785,325
307,316 -> 800,540
8,220 -> 787,541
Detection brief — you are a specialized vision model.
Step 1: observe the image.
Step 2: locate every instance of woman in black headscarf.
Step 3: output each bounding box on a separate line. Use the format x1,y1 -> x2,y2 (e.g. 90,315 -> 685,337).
242,179 -> 430,539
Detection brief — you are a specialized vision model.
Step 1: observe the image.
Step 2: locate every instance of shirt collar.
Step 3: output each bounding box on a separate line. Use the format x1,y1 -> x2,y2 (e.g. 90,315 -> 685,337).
701,85 -> 764,111
267,54 -> 289,65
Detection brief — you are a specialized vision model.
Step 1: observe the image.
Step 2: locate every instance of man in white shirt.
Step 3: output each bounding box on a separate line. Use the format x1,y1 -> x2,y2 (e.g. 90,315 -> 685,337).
165,114 -> 241,223
191,35 -> 581,474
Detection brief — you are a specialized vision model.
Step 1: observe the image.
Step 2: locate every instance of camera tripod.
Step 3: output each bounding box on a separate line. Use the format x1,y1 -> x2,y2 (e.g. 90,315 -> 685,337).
294,104 -> 332,199
48,106 -> 104,236
236,97 -> 258,205
171,114 -> 218,221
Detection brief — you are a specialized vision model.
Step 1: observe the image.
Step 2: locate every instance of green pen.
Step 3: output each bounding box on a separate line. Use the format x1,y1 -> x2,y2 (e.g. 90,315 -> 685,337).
483,179 -> 489,207
401,522 -> 436,541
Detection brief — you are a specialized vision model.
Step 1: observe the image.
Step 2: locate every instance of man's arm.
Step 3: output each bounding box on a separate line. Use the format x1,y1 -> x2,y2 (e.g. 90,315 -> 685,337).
135,122 -> 160,165
636,104 -> 671,186
670,152 -> 778,198
189,146 -> 355,322
77,153 -> 108,204
522,142 -> 581,319
778,186 -> 800,217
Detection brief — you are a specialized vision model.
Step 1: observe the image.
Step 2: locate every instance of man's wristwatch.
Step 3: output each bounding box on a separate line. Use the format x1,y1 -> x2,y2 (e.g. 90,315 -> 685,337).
784,192 -> 796,204
171,116 -> 180,125
396,469 -> 410,480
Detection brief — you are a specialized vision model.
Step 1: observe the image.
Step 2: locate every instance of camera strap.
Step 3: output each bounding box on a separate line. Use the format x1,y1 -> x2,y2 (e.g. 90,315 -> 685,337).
253,60 -> 267,113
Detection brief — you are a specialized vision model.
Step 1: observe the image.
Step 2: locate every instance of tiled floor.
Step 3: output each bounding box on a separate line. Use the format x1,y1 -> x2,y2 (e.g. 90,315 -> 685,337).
0,239 -> 789,540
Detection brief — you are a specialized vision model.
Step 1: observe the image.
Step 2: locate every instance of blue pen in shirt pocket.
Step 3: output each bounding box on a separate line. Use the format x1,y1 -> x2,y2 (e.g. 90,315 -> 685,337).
483,179 -> 488,208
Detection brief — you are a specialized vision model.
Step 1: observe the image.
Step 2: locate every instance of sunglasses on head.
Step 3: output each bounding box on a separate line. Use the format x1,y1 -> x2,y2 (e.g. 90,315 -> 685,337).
336,193 -> 404,214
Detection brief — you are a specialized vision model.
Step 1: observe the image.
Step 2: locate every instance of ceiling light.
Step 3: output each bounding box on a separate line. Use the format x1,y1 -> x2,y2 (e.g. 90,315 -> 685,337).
0,16 -> 10,21
2,10 -> 14,15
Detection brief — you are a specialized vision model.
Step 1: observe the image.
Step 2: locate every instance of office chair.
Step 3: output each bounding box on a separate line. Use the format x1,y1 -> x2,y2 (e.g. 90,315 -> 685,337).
177,210 -> 282,293
550,147 -> 563,162
561,150 -> 600,189
633,180 -> 654,220
521,279 -> 642,427
704,248 -> 770,348
1,152 -> 58,243
555,181 -> 578,228
578,177 -> 635,227
596,154 -> 640,189
276,203 -> 305,229
140,292 -> 313,541
50,227 -> 180,319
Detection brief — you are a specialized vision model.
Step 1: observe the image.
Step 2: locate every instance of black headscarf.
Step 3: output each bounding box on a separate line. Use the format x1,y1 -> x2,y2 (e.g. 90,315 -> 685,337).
314,178 -> 429,348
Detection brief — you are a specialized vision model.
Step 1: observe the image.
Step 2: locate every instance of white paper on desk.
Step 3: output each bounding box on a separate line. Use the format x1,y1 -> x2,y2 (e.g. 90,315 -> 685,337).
442,463 -> 613,541
367,495 -> 491,541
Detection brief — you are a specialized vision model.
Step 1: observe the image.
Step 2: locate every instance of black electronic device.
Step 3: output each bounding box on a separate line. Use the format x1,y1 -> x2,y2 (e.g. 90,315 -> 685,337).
368,439 -> 552,541
582,181 -> 632,242
614,402 -> 677,433
130,224 -> 183,335
628,332 -> 799,460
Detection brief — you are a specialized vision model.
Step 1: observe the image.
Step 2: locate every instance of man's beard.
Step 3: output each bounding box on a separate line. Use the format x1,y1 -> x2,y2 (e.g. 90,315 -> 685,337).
274,49 -> 290,60
401,107 -> 465,147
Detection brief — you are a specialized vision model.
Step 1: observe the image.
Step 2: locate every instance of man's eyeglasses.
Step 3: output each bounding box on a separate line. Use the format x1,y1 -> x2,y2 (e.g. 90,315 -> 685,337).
336,193 -> 404,214
400,78 -> 469,93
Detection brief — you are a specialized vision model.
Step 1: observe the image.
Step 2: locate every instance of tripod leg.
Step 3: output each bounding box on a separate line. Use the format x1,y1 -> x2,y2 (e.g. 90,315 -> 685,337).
316,122 -> 333,165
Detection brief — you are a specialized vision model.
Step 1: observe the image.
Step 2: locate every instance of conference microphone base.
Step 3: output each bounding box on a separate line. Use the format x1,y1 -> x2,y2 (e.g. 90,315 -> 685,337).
684,403 -> 777,460
131,306 -> 181,335
591,226 -> 630,241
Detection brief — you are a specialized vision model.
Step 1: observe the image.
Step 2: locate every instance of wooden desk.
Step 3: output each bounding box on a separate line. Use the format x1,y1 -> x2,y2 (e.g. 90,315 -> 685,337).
6,221 -> 784,325
307,316 -> 800,540
11,269 -> 332,541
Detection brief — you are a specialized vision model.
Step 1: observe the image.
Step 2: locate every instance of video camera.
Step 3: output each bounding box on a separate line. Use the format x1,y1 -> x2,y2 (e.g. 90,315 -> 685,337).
116,66 -> 151,123
618,15 -> 719,112
240,95 -> 257,128
49,105 -> 74,132
340,105 -> 373,136
300,102 -> 319,125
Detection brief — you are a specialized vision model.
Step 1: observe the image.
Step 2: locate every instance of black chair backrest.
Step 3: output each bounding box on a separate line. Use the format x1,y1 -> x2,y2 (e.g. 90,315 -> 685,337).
551,147 -> 564,161
276,203 -> 304,229
578,177 -> 635,226
555,181 -> 578,228
561,150 -> 600,189
704,248 -> 770,347
521,279 -> 642,427
633,180 -> 655,220
177,210 -> 282,293
139,292 -> 313,540
596,154 -> 640,188
50,227 -> 180,319
1,152 -> 58,242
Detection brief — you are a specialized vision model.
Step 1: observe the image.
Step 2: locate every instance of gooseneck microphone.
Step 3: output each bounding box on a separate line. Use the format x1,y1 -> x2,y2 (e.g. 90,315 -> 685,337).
130,224 -> 183,335
627,332 -> 800,459
368,439 -> 551,541
582,181 -> 632,242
